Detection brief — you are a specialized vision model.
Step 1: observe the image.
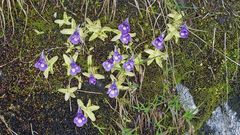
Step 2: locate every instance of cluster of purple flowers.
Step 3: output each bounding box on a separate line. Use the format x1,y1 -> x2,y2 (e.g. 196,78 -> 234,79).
102,50 -> 135,72
34,17 -> 190,128
73,108 -> 87,127
118,18 -> 131,44
151,24 -> 189,50
102,49 -> 135,98
102,47 -> 124,71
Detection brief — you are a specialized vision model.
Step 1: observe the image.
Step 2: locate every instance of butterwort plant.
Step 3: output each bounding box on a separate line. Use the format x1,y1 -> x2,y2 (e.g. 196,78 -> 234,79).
165,10 -> 184,43
34,52 -> 48,71
144,48 -> 168,68
58,86 -> 77,101
82,54 -> 105,85
111,18 -> 136,45
120,33 -> 132,45
69,61 -> 81,76
102,47 -> 135,78
34,51 -> 58,78
105,74 -> 132,98
55,13 -> 85,45
77,99 -> 100,122
118,18 -> 130,34
88,74 -> 97,85
58,18 -> 87,53
63,53 -> 81,76
85,18 -> 113,41
54,12 -> 71,27
118,18 -> 132,44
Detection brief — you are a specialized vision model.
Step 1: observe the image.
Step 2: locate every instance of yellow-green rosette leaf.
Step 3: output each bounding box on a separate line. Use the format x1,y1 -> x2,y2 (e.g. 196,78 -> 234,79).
94,74 -> 105,79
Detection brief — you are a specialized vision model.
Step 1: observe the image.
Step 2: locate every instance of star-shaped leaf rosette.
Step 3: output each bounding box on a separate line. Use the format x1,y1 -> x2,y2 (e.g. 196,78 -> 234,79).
77,99 -> 100,122
34,51 -> 58,78
59,17 -> 85,39
85,18 -> 114,41
62,19 -> 86,46
56,15 -> 86,53
54,12 -> 71,27
63,53 -> 82,77
144,48 -> 168,68
105,73 -> 133,98
62,53 -> 83,89
58,86 -> 77,101
164,10 -> 189,43
82,54 -> 105,85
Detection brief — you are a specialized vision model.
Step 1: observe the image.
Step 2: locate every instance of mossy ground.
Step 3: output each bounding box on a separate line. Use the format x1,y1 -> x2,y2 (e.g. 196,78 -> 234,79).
1,0 -> 240,134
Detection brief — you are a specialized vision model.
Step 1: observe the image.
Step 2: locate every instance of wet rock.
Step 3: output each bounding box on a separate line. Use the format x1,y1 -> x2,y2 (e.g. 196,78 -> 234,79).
175,84 -> 198,114
203,101 -> 240,135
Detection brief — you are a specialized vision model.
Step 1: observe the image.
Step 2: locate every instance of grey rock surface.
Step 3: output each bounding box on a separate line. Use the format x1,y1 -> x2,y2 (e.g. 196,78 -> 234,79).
175,84 -> 240,135
175,84 -> 198,114
205,102 -> 240,135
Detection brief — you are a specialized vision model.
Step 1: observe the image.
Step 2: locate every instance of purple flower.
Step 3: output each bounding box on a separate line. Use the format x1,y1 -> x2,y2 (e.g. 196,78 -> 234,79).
113,48 -> 122,63
179,24 -> 189,39
89,74 -> 97,85
107,82 -> 119,98
118,18 -> 130,34
152,34 -> 165,50
123,59 -> 135,72
34,52 -> 48,71
69,31 -> 81,45
70,61 -> 81,76
73,108 -> 87,127
102,58 -> 114,72
120,33 -> 131,44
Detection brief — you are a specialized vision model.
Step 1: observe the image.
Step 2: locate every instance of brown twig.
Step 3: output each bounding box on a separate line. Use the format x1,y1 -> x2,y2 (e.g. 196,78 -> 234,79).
0,57 -> 19,68
77,89 -> 102,95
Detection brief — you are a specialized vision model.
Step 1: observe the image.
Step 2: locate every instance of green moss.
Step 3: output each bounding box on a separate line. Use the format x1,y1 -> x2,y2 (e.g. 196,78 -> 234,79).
193,83 -> 229,130
141,64 -> 164,100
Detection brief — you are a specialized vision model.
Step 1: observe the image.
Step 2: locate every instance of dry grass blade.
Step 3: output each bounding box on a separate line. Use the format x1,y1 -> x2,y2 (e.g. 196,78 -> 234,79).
29,0 -> 49,23
0,115 -> 18,135
0,0 -> 28,42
